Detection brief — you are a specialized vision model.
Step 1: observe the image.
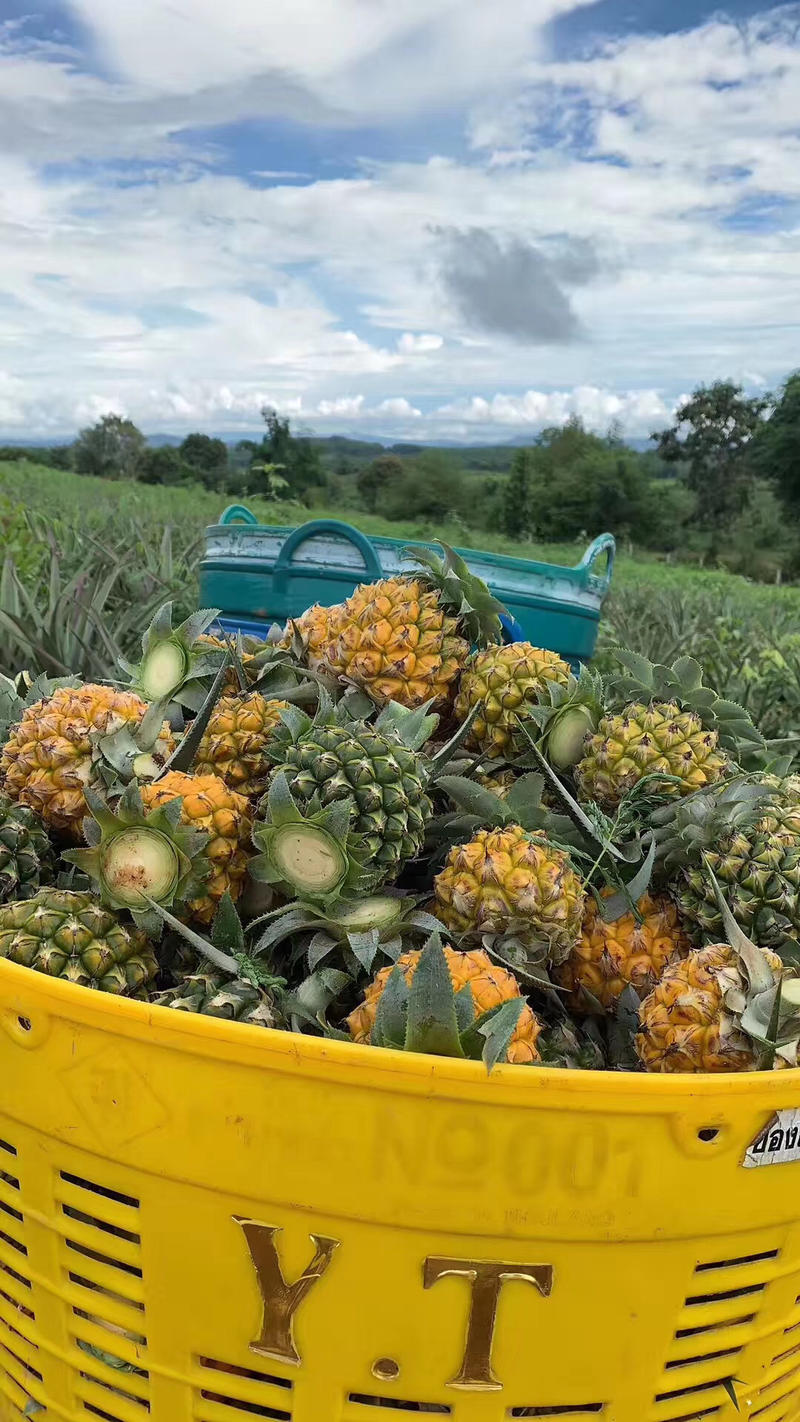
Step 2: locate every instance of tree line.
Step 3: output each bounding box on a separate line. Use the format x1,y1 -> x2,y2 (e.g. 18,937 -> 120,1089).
3,374 -> 800,579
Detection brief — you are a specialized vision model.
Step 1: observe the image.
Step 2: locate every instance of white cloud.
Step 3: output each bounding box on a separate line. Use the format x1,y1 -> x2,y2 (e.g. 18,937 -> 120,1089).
397,332 -> 444,354
0,4 -> 798,441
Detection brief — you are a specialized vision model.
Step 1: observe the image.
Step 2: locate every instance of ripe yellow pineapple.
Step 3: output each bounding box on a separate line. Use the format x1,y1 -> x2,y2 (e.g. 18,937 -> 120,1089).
325,544 -> 503,709
140,772 -> 252,924
279,603 -> 341,671
556,892 -> 691,1010
1,685 -> 174,839
347,945 -> 543,1064
455,643 -> 571,758
193,693 -> 291,798
636,942 -> 785,1072
576,701 -> 727,809
434,825 -> 584,965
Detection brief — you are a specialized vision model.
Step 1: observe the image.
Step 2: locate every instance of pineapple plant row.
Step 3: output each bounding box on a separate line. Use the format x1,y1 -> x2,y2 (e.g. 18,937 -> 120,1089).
0,542 -> 799,1076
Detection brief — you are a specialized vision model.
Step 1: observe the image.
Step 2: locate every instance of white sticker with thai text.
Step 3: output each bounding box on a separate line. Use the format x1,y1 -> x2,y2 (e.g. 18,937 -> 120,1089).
743,1108 -> 800,1168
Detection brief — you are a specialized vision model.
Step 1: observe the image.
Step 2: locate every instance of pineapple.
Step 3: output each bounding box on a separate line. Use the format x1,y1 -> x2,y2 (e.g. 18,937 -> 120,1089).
0,889 -> 158,995
0,684 -> 174,838
278,604 -> 341,672
576,701 -> 728,810
652,779 -> 800,947
193,693 -> 291,798
433,825 -> 585,967
325,544 -> 504,709
254,701 -> 434,900
140,773 -> 253,925
636,942 -> 786,1073
455,643 -> 571,759
153,972 -> 280,1027
556,892 -> 691,1011
347,943 -> 542,1064
0,794 -> 54,903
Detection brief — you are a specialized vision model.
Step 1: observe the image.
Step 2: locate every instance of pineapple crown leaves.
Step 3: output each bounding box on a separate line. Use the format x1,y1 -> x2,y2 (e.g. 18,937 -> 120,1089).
705,859 -> 800,1067
155,658 -> 232,778
63,782 -> 212,937
251,893 -> 443,978
645,777 -> 778,871
608,650 -> 765,756
90,693 -> 175,794
403,541 -> 507,648
368,930 -> 526,1071
119,602 -> 226,711
522,665 -> 605,771
251,771 -> 378,903
145,893 -> 288,995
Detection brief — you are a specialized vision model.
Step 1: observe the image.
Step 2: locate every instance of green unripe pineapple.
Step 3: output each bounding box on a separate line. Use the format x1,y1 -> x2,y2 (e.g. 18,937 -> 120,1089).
0,794 -> 55,903
0,889 -> 158,994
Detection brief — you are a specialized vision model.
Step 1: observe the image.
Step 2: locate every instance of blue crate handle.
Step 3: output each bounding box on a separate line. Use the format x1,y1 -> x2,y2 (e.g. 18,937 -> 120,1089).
272,519 -> 384,601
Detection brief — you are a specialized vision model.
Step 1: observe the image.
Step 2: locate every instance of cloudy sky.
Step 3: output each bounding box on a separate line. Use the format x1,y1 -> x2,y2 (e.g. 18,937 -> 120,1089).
1,0 -> 799,442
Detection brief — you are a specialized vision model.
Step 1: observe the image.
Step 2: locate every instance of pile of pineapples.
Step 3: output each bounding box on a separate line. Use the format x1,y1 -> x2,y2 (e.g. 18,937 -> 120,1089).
2,544 -> 800,1075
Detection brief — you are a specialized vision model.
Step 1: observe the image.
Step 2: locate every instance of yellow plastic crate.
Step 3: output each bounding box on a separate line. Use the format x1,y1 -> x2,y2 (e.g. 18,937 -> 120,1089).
2,958 -> 800,1422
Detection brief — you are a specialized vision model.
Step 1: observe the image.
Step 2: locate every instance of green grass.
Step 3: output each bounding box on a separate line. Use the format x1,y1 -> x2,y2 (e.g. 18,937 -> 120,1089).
2,458 -> 799,761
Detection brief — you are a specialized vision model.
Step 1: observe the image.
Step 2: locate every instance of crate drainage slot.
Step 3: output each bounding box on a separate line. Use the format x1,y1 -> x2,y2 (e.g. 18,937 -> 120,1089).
348,1395 -> 450,1414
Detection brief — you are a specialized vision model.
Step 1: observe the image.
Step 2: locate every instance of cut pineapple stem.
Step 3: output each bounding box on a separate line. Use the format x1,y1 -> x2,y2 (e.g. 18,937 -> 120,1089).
269,825 -> 347,896
141,641 -> 189,700
329,897 -> 406,931
101,829 -> 181,907
132,752 -> 161,780
547,706 -> 596,771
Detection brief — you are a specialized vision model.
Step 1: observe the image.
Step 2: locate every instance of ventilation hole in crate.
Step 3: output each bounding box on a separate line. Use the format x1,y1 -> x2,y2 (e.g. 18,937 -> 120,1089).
0,1141 -> 16,1158
1,1340 -> 43,1384
0,1230 -> 27,1258
655,1377 -> 732,1403
0,1200 -> 24,1226
772,1339 -> 800,1365
79,1369 -> 150,1409
199,1357 -> 292,1391
60,1173 -> 139,1210
752,1391 -> 798,1419
0,1288 -> 34,1323
84,1404 -> 128,1422
348,1396 -> 451,1414
66,1240 -> 143,1279
686,1284 -> 765,1305
69,1272 -> 144,1314
666,1346 -> 743,1370
675,1314 -> 756,1339
62,1204 -> 141,1246
509,1407 -> 605,1418
0,1263 -> 31,1292
0,1167 -> 19,1192
696,1251 -> 779,1273
654,1411 -> 720,1422
199,1390 -> 291,1419
757,1363 -> 800,1396
74,1306 -> 147,1348
76,1337 -> 148,1381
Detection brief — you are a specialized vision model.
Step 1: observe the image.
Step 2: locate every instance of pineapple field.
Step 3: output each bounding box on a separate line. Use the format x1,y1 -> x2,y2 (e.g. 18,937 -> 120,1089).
1,463 -> 800,1076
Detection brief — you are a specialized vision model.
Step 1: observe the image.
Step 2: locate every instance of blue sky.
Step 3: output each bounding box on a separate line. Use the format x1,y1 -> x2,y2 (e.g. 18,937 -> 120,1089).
0,0 -> 798,441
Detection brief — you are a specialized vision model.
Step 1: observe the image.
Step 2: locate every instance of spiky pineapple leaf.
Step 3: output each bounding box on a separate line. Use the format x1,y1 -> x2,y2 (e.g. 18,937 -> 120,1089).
211,892 -> 246,956
436,775 -> 510,824
159,660 -> 230,775
598,839 -> 656,922
404,932 -> 465,1058
375,699 -> 439,751
476,997 -> 527,1072
371,965 -> 410,1049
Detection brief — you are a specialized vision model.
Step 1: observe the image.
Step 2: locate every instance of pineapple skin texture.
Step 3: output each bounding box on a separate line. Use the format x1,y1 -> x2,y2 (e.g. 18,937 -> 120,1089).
0,888 -> 158,994
557,893 -> 691,1010
347,945 -> 543,1064
0,684 -> 172,839
279,603 -> 341,671
194,693 -> 291,798
434,825 -> 585,965
676,812 -> 800,946
636,942 -> 783,1073
325,576 -> 469,709
576,700 -> 728,809
140,772 -> 252,925
455,643 -> 571,758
